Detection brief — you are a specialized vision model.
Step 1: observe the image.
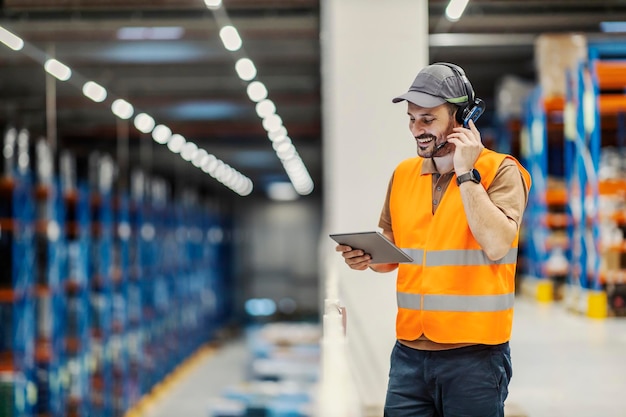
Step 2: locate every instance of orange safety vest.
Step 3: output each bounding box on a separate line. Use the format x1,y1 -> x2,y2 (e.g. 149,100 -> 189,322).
389,149 -> 531,345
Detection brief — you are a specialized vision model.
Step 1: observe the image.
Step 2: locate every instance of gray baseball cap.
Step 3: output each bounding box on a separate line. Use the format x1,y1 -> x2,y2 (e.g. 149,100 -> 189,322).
392,63 -> 470,108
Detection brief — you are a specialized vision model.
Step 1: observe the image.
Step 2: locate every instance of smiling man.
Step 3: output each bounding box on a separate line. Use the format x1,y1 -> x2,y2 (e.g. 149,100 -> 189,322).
335,63 -> 532,417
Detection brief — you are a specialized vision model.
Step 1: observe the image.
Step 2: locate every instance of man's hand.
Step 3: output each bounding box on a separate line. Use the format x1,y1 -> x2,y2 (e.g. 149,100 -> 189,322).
335,245 -> 372,270
446,119 -> 484,174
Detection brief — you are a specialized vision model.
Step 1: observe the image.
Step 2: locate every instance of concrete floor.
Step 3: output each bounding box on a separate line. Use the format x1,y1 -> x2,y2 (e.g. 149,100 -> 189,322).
142,296 -> 626,417
507,298 -> 626,417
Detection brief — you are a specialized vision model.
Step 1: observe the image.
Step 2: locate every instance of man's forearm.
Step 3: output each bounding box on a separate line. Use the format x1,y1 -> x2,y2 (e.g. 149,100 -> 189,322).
459,182 -> 517,260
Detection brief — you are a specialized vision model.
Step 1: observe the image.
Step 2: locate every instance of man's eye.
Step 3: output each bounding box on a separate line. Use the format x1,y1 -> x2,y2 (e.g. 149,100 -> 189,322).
423,119 -> 434,124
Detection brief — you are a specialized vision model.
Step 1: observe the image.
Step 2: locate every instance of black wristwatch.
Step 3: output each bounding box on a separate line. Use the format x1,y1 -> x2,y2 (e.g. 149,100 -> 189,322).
456,168 -> 481,186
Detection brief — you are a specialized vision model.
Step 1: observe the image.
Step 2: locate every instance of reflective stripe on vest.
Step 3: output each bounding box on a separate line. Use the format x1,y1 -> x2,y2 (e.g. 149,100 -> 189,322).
401,247 -> 518,266
397,292 -> 515,312
403,249 -> 424,265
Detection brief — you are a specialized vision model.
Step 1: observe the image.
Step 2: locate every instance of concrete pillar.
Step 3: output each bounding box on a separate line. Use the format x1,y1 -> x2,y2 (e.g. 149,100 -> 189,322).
320,1 -> 428,414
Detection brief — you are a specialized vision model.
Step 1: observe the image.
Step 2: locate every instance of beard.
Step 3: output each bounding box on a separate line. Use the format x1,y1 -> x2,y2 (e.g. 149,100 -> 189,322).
415,118 -> 456,158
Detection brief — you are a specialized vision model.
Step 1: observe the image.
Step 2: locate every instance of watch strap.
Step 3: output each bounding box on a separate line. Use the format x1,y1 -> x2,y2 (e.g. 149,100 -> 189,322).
456,169 -> 479,186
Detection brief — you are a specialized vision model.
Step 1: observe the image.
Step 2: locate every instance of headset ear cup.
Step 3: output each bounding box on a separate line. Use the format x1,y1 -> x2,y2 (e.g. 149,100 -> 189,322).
455,106 -> 466,125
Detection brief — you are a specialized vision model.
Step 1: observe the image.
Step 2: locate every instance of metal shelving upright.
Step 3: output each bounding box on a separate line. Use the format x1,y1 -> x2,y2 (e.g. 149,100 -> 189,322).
111,192 -> 130,416
87,153 -> 115,417
519,87 -> 554,301
60,151 -> 91,417
32,139 -> 66,417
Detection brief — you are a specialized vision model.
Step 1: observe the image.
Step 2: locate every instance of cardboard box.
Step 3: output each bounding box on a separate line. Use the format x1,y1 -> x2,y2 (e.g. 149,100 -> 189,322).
534,33 -> 587,98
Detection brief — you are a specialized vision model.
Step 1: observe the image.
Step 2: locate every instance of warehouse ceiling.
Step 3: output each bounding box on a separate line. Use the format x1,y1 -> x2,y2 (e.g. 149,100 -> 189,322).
0,0 -> 626,199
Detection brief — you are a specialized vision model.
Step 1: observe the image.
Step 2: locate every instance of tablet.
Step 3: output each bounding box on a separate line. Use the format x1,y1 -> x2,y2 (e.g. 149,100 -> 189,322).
329,231 -> 414,264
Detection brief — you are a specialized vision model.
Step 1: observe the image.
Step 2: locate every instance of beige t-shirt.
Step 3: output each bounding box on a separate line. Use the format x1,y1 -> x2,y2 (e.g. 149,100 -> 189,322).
379,157 -> 528,231
378,157 -> 529,351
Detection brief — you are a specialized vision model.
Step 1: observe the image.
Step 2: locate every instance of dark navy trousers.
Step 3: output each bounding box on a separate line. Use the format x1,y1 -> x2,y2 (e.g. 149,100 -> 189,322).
384,341 -> 512,417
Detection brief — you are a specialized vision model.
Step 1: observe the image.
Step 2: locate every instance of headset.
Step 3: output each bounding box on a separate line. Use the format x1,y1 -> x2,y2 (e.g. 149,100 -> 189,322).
434,62 -> 486,128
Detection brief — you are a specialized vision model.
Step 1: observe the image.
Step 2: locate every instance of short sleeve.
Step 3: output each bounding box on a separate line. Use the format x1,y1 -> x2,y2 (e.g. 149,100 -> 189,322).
487,159 -> 529,229
378,172 -> 395,232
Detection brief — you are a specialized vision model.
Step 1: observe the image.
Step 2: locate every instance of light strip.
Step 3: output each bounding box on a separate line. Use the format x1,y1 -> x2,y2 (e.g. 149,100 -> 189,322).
600,21 -> 626,33
204,0 -> 315,197
82,81 -> 108,103
445,0 -> 470,22
1,24 -> 254,196
111,99 -> 134,120
0,25 -> 24,51
235,58 -> 257,81
44,58 -> 72,81
219,26 -> 242,52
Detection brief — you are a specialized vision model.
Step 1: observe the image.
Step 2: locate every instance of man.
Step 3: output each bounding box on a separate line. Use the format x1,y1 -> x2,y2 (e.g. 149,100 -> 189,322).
335,63 -> 531,417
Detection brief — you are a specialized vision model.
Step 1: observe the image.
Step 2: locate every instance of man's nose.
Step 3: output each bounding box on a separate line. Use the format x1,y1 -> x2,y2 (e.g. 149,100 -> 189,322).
411,124 -> 426,137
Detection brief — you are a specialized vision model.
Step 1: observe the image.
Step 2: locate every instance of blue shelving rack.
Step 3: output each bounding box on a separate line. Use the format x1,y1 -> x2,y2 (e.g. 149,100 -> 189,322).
89,182 -> 114,417
62,178 -> 91,417
112,193 -> 130,416
33,173 -> 67,417
563,62 -> 603,295
126,172 -> 146,408
520,87 -> 550,283
0,128 -> 36,417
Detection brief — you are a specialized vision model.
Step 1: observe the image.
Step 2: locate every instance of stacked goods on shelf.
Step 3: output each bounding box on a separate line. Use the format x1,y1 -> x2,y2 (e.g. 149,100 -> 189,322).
521,34 -> 626,318
518,34 -> 589,302
561,52 -> 626,317
543,178 -> 570,284
597,149 -> 626,315
591,56 -> 626,316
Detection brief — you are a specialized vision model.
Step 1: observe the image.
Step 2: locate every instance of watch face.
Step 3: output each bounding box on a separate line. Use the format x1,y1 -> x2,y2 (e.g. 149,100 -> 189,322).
471,169 -> 481,183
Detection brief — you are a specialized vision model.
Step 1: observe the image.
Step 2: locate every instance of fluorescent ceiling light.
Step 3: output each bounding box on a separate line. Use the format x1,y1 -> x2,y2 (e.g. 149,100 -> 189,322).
255,99 -> 276,118
276,145 -> 297,161
445,0 -> 469,22
111,99 -> 134,119
44,58 -> 72,81
134,113 -> 155,133
247,81 -> 268,102
268,127 -> 288,142
204,0 -> 222,9
117,26 -> 184,40
219,26 -> 242,52
235,58 -> 257,81
272,136 -> 291,151
167,134 -> 186,153
152,125 -> 172,144
180,141 -> 198,162
192,149 -> 209,168
600,21 -> 626,32
240,179 -> 254,196
0,26 -> 24,51
204,157 -> 220,176
201,154 -> 217,173
262,114 -> 283,133
274,142 -> 294,154
82,81 -> 107,102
